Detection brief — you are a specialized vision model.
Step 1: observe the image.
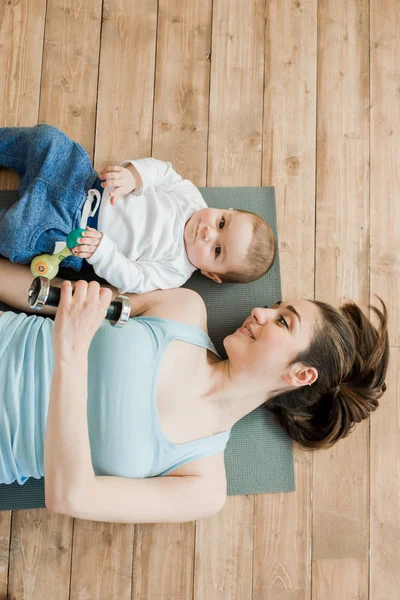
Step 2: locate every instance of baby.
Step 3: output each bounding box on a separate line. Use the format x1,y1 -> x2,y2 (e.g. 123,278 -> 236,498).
78,159 -> 276,293
0,125 -> 275,294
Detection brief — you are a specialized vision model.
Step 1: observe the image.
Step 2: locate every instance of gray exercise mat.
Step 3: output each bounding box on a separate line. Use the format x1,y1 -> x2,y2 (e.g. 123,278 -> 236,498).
0,187 -> 294,511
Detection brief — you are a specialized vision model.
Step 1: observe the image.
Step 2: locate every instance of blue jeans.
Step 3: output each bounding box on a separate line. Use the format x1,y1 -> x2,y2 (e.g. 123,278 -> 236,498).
0,124 -> 98,270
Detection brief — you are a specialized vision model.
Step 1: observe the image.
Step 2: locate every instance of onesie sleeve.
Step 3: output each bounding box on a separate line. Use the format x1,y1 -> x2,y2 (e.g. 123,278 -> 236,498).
86,233 -> 193,294
120,158 -> 184,196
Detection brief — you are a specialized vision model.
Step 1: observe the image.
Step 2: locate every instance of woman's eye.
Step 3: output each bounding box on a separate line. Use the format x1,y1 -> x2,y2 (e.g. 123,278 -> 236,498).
215,244 -> 221,257
219,218 -> 225,229
277,315 -> 289,328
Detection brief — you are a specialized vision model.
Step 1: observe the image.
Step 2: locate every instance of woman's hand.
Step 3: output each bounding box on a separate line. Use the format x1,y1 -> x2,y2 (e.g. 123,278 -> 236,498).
99,165 -> 136,205
71,226 -> 103,259
53,280 -> 112,361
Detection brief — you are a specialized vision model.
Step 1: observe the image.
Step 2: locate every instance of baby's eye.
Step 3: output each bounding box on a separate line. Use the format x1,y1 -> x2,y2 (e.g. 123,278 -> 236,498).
277,315 -> 289,328
219,218 -> 225,229
215,244 -> 221,257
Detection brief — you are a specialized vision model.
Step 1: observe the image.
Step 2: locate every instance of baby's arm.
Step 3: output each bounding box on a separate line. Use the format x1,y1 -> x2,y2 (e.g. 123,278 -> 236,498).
86,234 -> 186,294
102,158 -> 188,201
99,164 -> 142,205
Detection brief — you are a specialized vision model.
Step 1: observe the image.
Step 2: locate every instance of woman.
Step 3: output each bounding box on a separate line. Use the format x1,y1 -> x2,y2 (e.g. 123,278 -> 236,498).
0,259 -> 389,523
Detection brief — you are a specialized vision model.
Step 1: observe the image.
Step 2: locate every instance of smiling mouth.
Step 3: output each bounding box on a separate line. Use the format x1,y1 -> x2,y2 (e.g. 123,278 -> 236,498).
238,324 -> 255,340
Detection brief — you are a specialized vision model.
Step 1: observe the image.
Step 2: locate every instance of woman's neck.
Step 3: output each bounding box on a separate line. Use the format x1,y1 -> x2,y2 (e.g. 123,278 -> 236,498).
202,358 -> 275,433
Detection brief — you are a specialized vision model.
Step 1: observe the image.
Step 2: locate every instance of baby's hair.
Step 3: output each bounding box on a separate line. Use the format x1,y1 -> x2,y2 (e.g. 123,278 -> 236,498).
219,209 -> 276,283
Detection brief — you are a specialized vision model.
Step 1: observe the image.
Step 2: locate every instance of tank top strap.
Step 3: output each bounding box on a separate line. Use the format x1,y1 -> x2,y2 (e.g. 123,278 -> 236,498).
135,315 -> 220,358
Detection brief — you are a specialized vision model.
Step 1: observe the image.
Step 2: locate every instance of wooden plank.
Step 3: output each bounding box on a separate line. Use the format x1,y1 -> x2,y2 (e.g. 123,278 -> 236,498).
152,0 -> 212,185
94,0 -> 158,169
70,520 -> 134,600
132,2 -> 211,598
370,1 -> 400,597
206,0 -> 264,187
370,0 -> 400,342
370,348 -> 400,600
39,0 -> 103,151
0,511 -> 11,598
312,1 -> 370,598
195,496 -> 254,600
0,0 -> 46,189
194,1 -> 264,597
7,510 -> 72,600
132,524 -> 195,599
255,0 -> 317,595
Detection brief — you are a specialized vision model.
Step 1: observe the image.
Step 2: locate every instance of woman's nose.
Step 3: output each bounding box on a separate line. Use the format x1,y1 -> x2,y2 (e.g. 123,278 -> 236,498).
251,306 -> 271,323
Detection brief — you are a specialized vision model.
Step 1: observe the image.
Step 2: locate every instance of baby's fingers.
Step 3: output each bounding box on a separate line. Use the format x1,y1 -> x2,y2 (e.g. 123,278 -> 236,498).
83,227 -> 102,240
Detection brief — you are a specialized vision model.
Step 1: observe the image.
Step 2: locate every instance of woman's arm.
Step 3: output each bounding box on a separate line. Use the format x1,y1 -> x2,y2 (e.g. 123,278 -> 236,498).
50,454 -> 227,524
44,280 -> 111,507
0,257 -> 207,328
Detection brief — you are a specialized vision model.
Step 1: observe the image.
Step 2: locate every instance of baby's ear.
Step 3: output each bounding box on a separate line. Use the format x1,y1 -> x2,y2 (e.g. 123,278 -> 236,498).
200,270 -> 222,284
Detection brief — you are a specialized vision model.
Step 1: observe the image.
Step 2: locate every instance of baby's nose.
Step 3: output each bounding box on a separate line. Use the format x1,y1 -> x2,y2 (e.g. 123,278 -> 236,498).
202,225 -> 216,242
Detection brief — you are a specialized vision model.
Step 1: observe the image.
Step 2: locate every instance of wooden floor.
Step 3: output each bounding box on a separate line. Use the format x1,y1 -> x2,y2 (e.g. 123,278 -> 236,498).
0,1 -> 399,598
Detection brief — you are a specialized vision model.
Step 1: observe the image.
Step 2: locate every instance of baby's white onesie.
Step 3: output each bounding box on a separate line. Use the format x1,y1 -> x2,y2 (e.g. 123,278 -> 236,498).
86,158 -> 207,294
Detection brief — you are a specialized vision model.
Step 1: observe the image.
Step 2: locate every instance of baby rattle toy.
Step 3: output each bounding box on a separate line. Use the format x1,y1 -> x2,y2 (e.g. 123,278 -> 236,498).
28,228 -> 131,327
30,228 -> 86,280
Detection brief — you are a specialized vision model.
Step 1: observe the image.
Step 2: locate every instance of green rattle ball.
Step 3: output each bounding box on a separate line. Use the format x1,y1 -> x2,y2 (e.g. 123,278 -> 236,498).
66,228 -> 86,250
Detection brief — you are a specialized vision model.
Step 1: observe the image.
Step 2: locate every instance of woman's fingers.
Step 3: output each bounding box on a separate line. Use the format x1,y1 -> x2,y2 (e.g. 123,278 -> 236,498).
59,280 -> 73,309
71,280 -> 88,304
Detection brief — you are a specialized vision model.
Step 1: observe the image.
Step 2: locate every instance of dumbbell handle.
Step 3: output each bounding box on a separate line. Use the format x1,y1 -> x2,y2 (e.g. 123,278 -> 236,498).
28,277 -> 131,327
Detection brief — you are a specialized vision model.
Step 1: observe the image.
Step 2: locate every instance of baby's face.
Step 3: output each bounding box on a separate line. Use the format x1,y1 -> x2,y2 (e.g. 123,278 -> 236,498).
183,208 -> 254,280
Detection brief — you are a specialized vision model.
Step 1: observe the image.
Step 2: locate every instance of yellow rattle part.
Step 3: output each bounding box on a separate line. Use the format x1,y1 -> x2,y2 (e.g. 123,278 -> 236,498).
30,247 -> 73,280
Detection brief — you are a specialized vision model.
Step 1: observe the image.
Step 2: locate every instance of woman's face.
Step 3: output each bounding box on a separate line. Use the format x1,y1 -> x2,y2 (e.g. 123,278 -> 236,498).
224,299 -> 321,391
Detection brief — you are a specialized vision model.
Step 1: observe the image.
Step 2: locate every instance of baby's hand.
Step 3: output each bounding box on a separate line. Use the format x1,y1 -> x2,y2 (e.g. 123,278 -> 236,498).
99,165 -> 136,205
71,226 -> 103,260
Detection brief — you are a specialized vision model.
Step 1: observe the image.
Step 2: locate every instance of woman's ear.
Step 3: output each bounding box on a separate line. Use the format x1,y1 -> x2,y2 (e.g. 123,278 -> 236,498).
282,363 -> 318,388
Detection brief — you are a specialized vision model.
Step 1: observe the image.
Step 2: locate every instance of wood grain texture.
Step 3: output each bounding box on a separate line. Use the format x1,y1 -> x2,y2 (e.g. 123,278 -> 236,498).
256,1 -> 317,595
70,520 -> 134,600
7,510 -> 72,600
313,1 -> 370,598
0,0 -> 46,189
370,1 -> 400,598
94,0 -> 158,169
0,511 -> 11,598
194,496 -> 254,600
207,0 -> 265,187
370,348 -> 400,600
370,0 -> 400,344
39,0 -> 102,151
152,0 -> 212,186
132,523 -> 195,600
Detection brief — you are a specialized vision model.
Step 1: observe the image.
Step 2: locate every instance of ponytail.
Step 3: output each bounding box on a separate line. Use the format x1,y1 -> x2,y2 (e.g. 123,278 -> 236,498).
267,299 -> 389,450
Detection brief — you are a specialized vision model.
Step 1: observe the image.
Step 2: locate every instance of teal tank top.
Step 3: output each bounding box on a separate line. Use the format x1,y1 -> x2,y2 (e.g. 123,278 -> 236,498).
0,312 -> 231,485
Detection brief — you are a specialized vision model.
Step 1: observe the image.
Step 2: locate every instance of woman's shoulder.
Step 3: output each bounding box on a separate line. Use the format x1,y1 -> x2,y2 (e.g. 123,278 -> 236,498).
142,287 -> 208,332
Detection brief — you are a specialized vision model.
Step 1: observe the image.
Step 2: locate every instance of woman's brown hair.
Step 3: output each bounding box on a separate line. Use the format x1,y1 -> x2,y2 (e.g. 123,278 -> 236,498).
267,299 -> 389,449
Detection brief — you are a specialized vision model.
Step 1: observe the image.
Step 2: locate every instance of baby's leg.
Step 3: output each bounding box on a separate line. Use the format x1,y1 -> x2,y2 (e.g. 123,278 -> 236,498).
0,124 -> 77,196
0,126 -> 97,266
